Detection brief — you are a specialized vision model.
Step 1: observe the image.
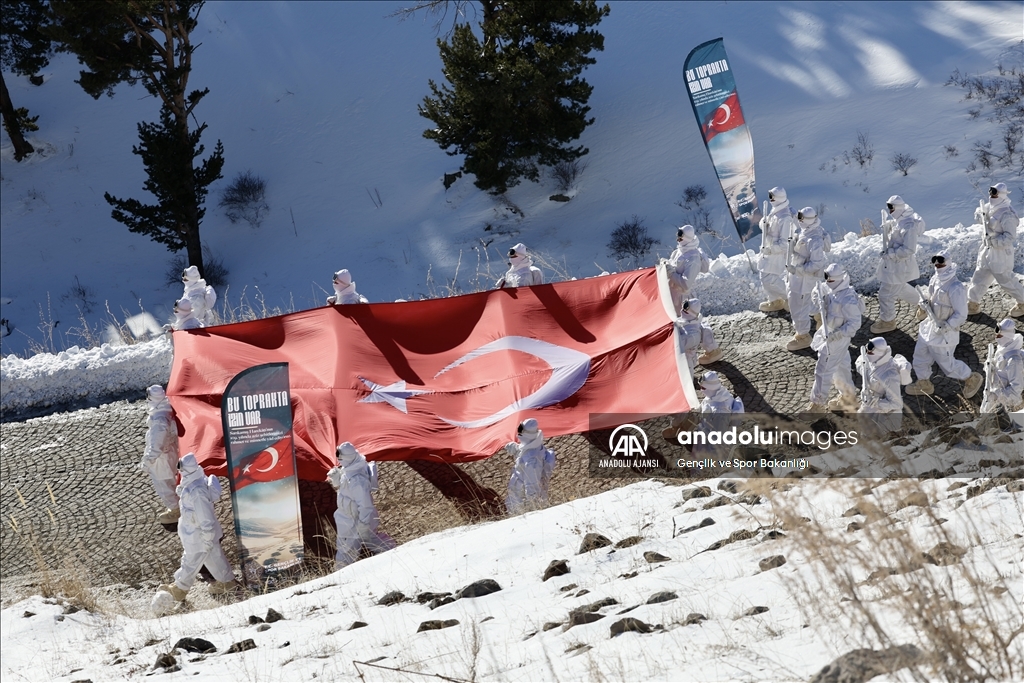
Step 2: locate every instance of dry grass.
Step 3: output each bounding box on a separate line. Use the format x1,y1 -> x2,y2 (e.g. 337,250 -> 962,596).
758,471 -> 1023,682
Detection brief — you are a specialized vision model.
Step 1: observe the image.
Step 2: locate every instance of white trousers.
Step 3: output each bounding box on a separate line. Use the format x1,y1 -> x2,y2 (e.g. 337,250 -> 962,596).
789,289 -> 813,335
967,268 -> 1024,304
810,343 -> 856,405
335,528 -> 396,569
145,471 -> 179,510
760,271 -> 787,303
877,281 -> 919,321
683,327 -> 720,376
912,339 -> 971,381
174,541 -> 234,590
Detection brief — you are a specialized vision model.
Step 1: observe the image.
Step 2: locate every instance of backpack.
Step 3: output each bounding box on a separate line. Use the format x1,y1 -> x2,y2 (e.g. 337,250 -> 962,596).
912,213 -> 926,239
893,354 -> 913,385
730,397 -> 745,413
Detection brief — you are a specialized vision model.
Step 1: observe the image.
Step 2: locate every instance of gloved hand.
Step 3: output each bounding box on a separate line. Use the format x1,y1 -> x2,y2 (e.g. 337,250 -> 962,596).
504,442 -> 518,457
827,331 -> 845,345
786,265 -> 796,275
761,245 -> 772,255
162,324 -> 173,333
974,206 -> 985,223
759,217 -> 768,230
201,530 -> 215,545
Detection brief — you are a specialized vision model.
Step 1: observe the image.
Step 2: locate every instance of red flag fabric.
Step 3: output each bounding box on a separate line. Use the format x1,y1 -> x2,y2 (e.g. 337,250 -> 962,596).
702,91 -> 745,141
230,434 -> 296,490
167,267 -> 695,480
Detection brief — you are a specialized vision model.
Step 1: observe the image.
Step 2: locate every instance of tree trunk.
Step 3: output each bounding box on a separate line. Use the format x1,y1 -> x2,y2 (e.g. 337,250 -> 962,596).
0,72 -> 35,161
173,111 -> 205,276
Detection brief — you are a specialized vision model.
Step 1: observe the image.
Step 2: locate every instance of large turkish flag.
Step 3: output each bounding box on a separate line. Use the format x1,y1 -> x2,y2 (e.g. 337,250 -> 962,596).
167,266 -> 696,480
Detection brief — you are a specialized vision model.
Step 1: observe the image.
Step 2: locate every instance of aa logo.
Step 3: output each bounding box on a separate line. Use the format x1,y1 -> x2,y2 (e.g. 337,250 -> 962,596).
609,424 -> 648,458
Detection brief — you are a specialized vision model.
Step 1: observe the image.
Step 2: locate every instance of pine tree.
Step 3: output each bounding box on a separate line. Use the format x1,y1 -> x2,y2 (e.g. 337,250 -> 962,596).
0,0 -> 54,161
50,0 -> 223,277
418,0 -> 609,195
105,104 -> 224,254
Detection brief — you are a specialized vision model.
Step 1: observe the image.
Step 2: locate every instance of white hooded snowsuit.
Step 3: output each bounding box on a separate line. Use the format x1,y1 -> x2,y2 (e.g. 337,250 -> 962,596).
674,300 -> 720,378
787,214 -> 828,336
967,192 -> 1023,306
691,372 -> 743,455
856,340 -> 904,435
667,227 -> 709,316
498,244 -> 544,288
913,259 -> 972,382
809,269 -> 862,406
171,299 -> 202,331
505,419 -> 556,514
172,454 -> 234,592
758,194 -> 798,304
140,386 -> 180,510
876,202 -> 922,322
328,443 -> 394,569
981,322 -> 1024,412
181,265 -> 217,326
327,269 -> 369,305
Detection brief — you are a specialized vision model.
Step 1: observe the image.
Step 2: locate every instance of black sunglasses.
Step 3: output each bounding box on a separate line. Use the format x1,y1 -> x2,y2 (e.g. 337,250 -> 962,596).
886,203 -> 894,212
931,255 -> 946,265
768,191 -> 775,201
517,423 -> 525,435
989,187 -> 999,197
866,341 -> 876,352
508,248 -> 517,257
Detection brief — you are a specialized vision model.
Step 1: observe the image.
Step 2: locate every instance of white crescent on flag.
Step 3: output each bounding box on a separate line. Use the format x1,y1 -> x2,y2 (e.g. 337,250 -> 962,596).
714,103 -> 731,125
254,446 -> 279,473
358,336 -> 591,429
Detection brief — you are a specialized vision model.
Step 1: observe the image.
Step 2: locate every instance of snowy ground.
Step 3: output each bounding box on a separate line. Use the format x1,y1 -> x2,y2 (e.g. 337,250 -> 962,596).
2,1 -> 1022,358
3,461 -> 1021,681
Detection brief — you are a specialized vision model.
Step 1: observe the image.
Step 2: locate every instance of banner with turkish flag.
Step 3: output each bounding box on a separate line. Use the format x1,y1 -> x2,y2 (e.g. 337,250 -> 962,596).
683,37 -> 762,243
168,267 -> 696,482
221,362 -> 303,576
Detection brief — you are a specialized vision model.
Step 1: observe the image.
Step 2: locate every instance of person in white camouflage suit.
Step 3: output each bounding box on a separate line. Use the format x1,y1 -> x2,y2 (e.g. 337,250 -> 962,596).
967,182 -> 1024,318
907,251 -> 983,398
140,385 -> 180,524
757,187 -> 798,313
157,454 -> 237,604
666,225 -> 709,316
327,442 -> 395,569
505,418 -> 557,515
170,298 -> 202,331
855,337 -> 905,436
980,318 -> 1024,413
807,263 -> 862,412
497,243 -> 544,288
181,265 -> 217,326
675,297 -> 723,375
785,207 -> 828,351
326,269 -> 369,305
871,195 -> 922,333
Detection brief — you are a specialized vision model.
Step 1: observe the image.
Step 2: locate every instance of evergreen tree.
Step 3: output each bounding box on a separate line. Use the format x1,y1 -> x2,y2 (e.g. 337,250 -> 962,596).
105,104 -> 224,255
418,0 -> 609,195
50,0 -> 222,277
0,0 -> 54,161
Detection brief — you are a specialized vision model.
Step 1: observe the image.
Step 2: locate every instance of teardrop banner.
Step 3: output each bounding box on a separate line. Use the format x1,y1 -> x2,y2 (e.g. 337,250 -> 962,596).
684,37 -> 762,245
221,362 -> 304,579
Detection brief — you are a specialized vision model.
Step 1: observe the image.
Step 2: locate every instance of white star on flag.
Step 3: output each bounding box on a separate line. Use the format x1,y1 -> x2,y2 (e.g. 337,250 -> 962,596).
357,377 -> 431,414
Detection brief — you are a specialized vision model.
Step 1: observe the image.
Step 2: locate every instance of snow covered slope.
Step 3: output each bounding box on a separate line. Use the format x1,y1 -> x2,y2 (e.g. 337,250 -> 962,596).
3,469 -> 1021,681
2,1 -> 1021,357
